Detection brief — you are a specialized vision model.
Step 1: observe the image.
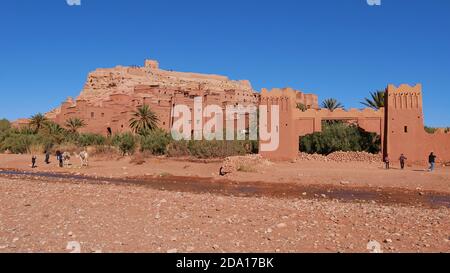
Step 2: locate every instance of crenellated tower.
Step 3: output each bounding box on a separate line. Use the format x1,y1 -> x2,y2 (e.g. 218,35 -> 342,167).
383,84 -> 450,164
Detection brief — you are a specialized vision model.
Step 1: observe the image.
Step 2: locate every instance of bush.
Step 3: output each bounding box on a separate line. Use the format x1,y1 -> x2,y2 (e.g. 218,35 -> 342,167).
77,133 -> 106,147
87,145 -> 120,157
112,133 -> 137,155
189,140 -> 248,158
0,130 -> 61,154
300,122 -> 381,155
140,129 -> 171,155
0,119 -> 260,158
50,143 -> 80,154
29,143 -> 46,155
0,133 -> 37,154
166,140 -> 190,157
167,139 -> 254,159
0,119 -> 11,132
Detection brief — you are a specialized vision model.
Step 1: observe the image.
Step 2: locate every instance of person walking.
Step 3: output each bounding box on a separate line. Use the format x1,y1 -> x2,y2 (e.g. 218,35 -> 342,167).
45,150 -> 51,164
31,155 -> 37,168
399,154 -> 407,170
384,154 -> 390,170
428,152 -> 437,172
56,150 -> 63,168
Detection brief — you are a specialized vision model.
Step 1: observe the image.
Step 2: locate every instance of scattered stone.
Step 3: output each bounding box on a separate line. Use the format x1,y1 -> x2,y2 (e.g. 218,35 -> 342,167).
220,155 -> 272,175
186,246 -> 195,252
298,152 -> 381,163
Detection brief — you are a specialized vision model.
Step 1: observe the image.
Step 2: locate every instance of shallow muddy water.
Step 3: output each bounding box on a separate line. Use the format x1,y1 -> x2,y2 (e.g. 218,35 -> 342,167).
0,169 -> 449,208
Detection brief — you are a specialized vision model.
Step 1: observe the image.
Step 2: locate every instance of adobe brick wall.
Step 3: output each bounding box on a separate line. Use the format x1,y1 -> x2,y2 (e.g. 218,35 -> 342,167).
260,88 -> 384,161
259,83 -> 449,163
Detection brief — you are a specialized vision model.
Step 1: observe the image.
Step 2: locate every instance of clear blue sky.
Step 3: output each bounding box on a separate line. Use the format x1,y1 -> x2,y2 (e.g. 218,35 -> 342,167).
0,0 -> 449,126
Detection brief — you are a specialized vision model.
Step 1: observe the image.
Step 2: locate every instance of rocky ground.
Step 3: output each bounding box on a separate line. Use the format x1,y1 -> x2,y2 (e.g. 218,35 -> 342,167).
0,176 -> 449,253
1,154 -> 449,193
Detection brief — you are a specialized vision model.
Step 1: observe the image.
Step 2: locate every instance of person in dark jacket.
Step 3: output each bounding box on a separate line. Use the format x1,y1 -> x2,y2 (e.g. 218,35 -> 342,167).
45,150 -> 51,164
56,150 -> 63,168
399,154 -> 407,170
428,152 -> 437,172
31,155 -> 37,168
384,154 -> 390,170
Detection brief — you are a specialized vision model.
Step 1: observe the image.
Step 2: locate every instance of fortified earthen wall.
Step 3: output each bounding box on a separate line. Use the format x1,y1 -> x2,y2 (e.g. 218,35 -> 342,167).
45,59 -> 318,136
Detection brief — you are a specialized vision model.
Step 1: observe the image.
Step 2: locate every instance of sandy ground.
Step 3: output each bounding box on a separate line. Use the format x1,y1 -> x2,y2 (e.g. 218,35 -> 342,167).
0,177 -> 448,253
0,154 -> 449,193
0,154 -> 449,253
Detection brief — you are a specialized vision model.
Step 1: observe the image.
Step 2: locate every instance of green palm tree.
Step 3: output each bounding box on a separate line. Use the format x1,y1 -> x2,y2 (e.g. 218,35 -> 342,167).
129,104 -> 160,134
29,113 -> 48,133
321,98 -> 344,111
296,103 -> 307,112
65,117 -> 86,133
19,126 -> 35,135
361,90 -> 385,110
43,122 -> 66,145
46,122 -> 66,135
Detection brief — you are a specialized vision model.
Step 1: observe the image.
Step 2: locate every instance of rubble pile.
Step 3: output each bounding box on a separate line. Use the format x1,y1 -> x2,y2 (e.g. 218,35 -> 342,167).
220,155 -> 272,175
327,151 -> 382,163
299,151 -> 382,163
298,153 -> 328,161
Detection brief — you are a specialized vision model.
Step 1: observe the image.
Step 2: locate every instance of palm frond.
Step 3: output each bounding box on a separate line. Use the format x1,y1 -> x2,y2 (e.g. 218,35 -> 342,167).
129,104 -> 160,134
321,98 -> 344,111
361,90 -> 385,110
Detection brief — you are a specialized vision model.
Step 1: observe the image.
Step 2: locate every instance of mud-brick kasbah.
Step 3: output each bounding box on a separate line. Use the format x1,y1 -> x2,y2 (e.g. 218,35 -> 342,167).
14,59 -> 450,164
